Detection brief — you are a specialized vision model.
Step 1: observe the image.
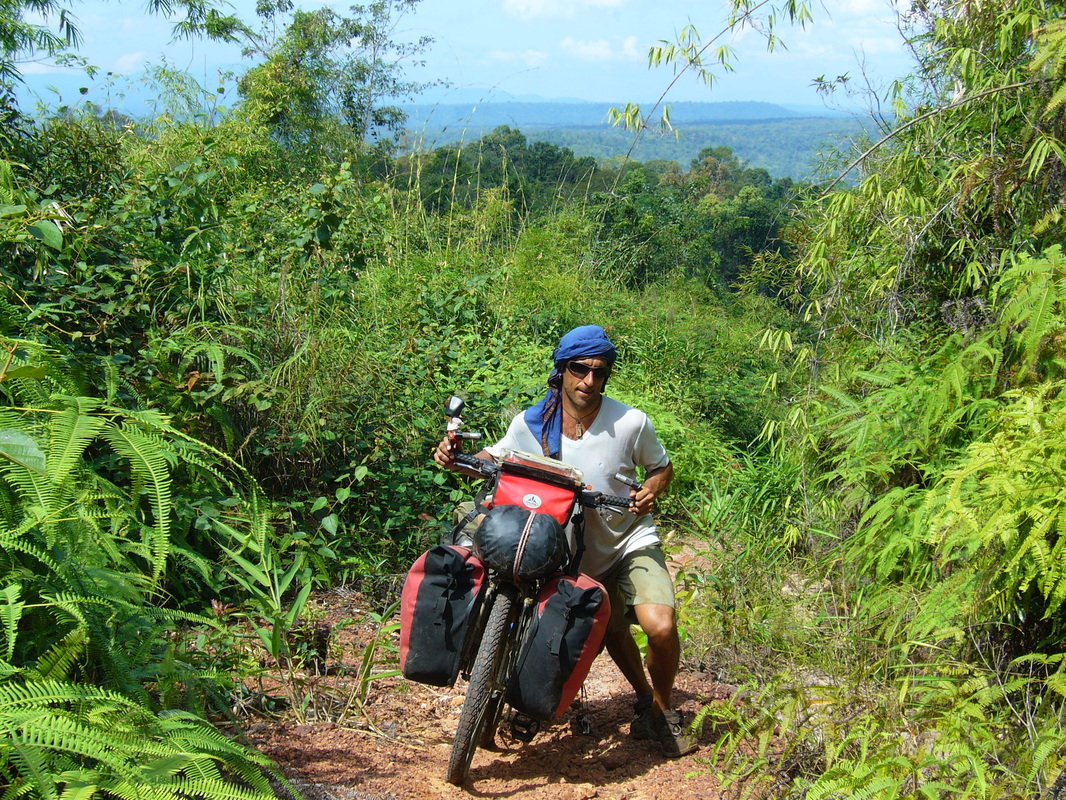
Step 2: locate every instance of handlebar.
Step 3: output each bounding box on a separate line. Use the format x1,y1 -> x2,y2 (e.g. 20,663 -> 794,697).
580,490 -> 635,514
448,452 -> 636,514
443,399 -> 641,514
453,451 -> 495,476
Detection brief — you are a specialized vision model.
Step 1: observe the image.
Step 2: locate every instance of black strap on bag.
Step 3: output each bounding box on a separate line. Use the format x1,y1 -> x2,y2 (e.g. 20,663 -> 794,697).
445,484 -> 492,546
449,505 -> 479,541
567,507 -> 586,576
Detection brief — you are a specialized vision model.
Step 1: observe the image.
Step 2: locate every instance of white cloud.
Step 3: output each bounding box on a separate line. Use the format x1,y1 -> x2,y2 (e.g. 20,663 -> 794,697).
502,0 -> 626,19
621,35 -> 642,59
560,35 -> 645,63
17,60 -> 60,75
113,52 -> 147,73
487,48 -> 549,68
851,35 -> 904,55
502,0 -> 566,18
560,36 -> 613,62
790,42 -> 834,60
834,0 -> 898,16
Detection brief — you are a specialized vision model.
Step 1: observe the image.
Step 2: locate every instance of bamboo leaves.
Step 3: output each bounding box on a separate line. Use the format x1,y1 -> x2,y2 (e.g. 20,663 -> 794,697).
607,1 -> 812,138
823,245 -> 1066,627
218,535 -> 313,661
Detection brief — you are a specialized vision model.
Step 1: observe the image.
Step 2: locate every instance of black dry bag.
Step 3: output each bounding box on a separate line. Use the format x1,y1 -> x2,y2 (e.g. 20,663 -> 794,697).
474,504 -> 566,582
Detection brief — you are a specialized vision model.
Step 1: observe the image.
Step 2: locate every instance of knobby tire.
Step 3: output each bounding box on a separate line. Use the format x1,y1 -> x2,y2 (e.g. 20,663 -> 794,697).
446,583 -> 517,785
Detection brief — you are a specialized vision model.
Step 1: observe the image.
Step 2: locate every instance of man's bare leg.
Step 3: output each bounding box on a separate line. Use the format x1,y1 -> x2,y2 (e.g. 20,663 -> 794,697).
604,626 -> 652,698
633,603 -> 679,714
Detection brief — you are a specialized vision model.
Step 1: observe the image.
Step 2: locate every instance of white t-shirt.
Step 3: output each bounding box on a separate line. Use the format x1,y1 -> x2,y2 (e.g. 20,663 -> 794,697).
485,395 -> 671,579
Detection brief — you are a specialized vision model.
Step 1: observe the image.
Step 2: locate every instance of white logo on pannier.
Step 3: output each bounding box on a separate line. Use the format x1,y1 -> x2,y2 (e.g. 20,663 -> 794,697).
523,493 -> 543,509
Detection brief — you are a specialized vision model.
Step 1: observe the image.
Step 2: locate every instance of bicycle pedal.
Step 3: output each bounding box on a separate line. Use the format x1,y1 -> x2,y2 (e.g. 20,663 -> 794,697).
570,714 -> 593,737
510,713 -> 539,742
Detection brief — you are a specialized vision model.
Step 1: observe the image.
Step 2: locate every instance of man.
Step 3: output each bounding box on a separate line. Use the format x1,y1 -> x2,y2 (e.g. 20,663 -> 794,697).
433,324 -> 697,758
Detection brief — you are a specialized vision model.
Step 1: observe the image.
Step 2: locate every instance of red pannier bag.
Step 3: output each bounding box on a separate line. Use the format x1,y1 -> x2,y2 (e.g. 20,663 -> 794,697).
399,544 -> 486,687
506,572 -> 611,721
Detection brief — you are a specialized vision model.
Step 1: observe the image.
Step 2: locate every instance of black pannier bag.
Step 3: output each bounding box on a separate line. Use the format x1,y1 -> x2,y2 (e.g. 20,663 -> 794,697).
399,544 -> 486,686
473,504 -> 566,583
506,572 -> 611,721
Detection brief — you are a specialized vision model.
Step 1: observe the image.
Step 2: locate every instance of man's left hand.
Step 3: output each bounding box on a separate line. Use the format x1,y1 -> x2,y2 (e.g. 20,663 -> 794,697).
630,462 -> 673,516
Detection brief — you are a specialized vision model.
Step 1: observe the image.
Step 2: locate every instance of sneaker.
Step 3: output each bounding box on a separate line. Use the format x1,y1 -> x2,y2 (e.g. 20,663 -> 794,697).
656,709 -> 698,758
629,695 -> 655,740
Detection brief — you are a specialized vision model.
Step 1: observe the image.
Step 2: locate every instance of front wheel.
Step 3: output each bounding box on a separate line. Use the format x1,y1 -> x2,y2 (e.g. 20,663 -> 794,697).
478,691 -> 506,749
446,583 -> 518,785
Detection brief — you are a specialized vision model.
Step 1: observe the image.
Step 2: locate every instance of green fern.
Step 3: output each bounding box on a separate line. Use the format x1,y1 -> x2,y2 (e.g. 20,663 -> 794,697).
0,681 -> 289,800
33,626 -> 89,684
0,584 -> 20,663
993,245 -> 1066,377
45,405 -> 105,493
99,423 -> 174,585
1032,19 -> 1066,114
0,160 -> 15,205
0,334 -> 298,799
931,381 -> 1066,617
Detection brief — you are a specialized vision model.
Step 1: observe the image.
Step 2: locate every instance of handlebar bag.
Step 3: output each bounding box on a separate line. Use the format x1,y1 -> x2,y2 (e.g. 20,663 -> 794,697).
491,470 -> 579,526
399,544 -> 486,686
474,504 -> 566,582
506,573 -> 611,721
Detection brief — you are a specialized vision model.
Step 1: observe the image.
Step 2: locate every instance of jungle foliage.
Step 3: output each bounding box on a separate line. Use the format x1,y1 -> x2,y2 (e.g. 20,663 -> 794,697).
0,2 -> 789,794
2,0 -> 1066,797
690,0 -> 1066,796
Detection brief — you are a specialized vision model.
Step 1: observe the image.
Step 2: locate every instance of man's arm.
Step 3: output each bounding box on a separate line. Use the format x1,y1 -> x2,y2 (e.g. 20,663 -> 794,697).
631,461 -> 672,516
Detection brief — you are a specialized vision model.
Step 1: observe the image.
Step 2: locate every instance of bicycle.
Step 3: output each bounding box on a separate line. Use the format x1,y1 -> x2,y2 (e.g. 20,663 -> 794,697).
439,395 -> 637,786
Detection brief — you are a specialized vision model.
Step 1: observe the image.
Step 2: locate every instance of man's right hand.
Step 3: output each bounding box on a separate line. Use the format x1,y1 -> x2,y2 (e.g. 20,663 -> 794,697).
433,436 -> 458,468
434,439 -> 496,477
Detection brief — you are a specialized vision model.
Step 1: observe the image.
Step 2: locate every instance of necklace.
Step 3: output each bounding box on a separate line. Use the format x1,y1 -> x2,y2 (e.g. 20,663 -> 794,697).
564,406 -> 599,438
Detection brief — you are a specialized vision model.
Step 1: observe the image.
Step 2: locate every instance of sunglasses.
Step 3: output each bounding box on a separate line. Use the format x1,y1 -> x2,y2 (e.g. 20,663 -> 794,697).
565,361 -> 611,381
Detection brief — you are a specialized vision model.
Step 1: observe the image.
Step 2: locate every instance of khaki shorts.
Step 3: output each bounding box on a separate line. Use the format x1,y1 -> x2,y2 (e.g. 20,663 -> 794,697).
450,501 -> 480,546
597,545 -> 675,631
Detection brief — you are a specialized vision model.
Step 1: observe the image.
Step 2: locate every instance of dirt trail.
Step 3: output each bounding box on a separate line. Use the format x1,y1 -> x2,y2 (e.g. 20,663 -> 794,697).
244,590 -> 733,800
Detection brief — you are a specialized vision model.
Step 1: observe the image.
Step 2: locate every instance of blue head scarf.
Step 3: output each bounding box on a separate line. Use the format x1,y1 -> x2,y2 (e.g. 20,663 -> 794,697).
524,325 -> 618,460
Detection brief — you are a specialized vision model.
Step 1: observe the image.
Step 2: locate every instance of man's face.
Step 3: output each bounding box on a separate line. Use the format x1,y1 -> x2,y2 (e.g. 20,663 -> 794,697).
561,356 -> 611,414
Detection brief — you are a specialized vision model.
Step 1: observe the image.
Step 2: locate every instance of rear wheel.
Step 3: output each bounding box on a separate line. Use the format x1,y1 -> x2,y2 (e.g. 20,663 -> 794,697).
446,584 -> 517,785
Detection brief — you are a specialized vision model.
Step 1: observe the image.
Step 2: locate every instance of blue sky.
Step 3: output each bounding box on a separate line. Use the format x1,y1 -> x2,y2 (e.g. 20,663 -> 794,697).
17,0 -> 916,112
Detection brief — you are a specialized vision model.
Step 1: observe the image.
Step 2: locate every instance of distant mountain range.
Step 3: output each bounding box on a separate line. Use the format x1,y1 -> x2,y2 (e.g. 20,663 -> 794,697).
401,99 -> 851,133
400,99 -> 874,181
14,74 -> 869,181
